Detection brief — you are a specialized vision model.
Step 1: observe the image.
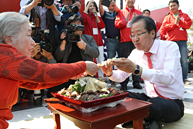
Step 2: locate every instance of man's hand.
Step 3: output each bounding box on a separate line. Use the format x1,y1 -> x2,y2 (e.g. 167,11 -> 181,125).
110,0 -> 116,7
64,5 -> 72,13
175,15 -> 180,25
97,59 -> 114,76
31,43 -> 41,57
85,61 -> 99,76
44,2 -> 60,16
41,49 -> 53,60
112,58 -> 136,73
60,32 -> 67,51
60,32 -> 66,40
32,0 -> 42,6
77,39 -> 86,50
126,11 -> 131,22
132,12 -> 137,20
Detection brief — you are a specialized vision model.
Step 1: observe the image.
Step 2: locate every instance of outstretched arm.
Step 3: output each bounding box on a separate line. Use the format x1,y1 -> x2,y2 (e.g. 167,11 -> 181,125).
99,0 -> 104,16
111,0 -> 120,13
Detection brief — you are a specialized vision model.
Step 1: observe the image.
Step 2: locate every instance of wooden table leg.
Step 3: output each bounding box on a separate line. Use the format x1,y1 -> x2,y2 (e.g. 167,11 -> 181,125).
133,119 -> 143,129
53,113 -> 61,129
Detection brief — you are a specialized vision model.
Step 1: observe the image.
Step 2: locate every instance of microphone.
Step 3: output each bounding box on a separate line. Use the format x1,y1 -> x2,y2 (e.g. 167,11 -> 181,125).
92,9 -> 97,17
94,12 -> 97,17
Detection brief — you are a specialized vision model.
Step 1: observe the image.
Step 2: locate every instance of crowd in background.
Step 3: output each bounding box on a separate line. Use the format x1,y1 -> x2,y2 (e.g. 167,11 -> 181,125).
17,0 -> 192,107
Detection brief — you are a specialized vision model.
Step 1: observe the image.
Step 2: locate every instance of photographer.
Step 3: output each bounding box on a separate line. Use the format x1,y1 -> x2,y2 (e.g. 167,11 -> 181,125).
19,0 -> 64,51
30,43 -> 57,106
47,14 -> 100,98
57,0 -> 81,32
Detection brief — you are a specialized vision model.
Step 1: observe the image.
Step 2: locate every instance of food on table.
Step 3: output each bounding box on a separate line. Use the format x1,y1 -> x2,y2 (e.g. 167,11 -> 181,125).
57,77 -> 124,101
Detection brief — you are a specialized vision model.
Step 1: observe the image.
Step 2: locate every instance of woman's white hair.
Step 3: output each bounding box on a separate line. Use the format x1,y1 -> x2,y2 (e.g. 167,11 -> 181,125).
0,12 -> 29,43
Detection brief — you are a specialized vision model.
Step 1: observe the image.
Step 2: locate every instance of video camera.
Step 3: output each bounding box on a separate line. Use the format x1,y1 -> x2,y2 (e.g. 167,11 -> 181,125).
61,24 -> 85,43
39,29 -> 53,52
38,0 -> 54,6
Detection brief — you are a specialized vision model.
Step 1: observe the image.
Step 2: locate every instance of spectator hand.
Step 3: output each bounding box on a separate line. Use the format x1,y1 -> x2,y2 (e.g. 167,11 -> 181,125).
41,49 -> 53,60
85,61 -> 99,76
112,58 -> 136,73
132,12 -> 137,20
137,5 -> 141,11
111,0 -> 116,7
175,15 -> 180,25
64,5 -> 72,13
31,43 -> 41,57
126,11 -> 131,22
77,39 -> 86,50
60,32 -> 66,40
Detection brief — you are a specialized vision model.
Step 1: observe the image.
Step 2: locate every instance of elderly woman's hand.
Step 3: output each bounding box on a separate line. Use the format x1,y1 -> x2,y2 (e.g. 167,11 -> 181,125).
85,61 -> 99,76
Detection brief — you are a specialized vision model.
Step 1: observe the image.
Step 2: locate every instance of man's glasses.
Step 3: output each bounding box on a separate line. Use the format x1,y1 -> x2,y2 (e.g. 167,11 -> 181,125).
130,31 -> 149,39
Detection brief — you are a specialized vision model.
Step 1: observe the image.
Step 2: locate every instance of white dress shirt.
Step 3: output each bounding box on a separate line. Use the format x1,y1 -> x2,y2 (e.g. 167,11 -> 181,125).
110,39 -> 184,100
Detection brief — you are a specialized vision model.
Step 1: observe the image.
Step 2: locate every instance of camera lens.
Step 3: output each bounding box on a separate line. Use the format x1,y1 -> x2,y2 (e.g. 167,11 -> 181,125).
71,6 -> 79,13
44,0 -> 54,6
68,4 -> 79,13
44,43 -> 53,52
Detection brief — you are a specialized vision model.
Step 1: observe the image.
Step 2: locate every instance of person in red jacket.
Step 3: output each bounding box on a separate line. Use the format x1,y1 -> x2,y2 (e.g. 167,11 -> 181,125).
115,0 -> 142,90
81,0 -> 105,78
160,0 -> 192,84
0,12 -> 99,129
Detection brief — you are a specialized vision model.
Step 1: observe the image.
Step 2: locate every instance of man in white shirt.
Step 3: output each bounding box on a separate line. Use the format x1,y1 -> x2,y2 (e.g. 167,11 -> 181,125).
100,15 -> 184,129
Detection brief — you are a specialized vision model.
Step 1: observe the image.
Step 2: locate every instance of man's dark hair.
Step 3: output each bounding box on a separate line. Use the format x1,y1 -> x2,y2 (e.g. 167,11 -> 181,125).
67,14 -> 83,25
131,15 -> 157,39
86,1 -> 99,13
142,9 -> 151,14
169,0 -> 179,5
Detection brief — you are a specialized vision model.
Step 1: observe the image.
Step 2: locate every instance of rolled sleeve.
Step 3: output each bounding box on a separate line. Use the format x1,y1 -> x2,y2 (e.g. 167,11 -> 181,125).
54,12 -> 63,22
48,57 -> 57,64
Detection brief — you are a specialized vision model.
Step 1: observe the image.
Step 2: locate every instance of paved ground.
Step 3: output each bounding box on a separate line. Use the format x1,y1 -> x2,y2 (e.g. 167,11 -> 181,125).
8,74 -> 193,129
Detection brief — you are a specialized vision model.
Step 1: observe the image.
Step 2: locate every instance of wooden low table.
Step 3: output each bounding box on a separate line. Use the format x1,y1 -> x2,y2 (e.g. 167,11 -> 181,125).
44,98 -> 152,129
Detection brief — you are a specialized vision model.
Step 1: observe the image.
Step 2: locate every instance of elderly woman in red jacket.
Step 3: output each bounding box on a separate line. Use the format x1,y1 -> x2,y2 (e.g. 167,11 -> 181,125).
81,0 -> 105,78
0,12 -> 99,129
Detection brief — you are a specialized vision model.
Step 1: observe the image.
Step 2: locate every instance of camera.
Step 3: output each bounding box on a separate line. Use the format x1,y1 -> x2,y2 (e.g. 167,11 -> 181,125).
62,4 -> 79,14
68,4 -> 79,14
38,0 -> 54,6
39,29 -> 53,52
61,24 -> 85,43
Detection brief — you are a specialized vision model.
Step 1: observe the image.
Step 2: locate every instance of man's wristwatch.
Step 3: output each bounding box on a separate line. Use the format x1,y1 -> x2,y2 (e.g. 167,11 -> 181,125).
134,65 -> 140,75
